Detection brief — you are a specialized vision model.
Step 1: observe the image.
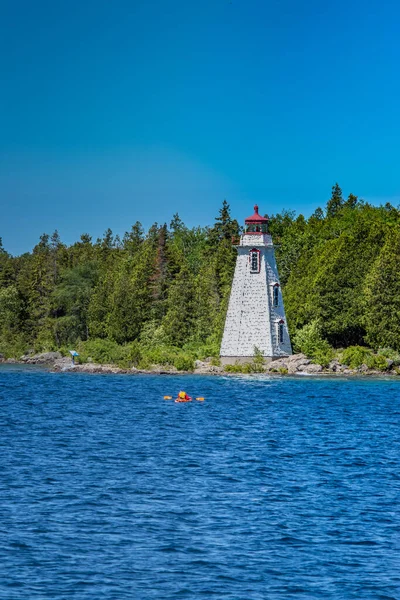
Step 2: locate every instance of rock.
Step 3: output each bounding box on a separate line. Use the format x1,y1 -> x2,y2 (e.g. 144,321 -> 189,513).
287,353 -> 311,366
328,360 -> 341,372
194,360 -> 207,369
299,363 -> 323,374
266,354 -> 311,374
267,358 -> 288,370
53,357 -> 75,371
52,361 -> 127,374
358,364 -> 369,373
0,353 -> 4,362
77,363 -> 127,374
150,364 -> 178,374
22,351 -> 62,364
207,365 -> 223,373
195,363 -> 223,374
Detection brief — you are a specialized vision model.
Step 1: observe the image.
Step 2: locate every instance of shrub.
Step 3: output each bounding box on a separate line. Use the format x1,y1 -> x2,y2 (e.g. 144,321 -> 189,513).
0,334 -> 29,359
365,353 -> 389,371
293,320 -> 334,365
312,347 -> 335,368
341,346 -> 372,369
210,357 -> 221,366
173,355 -> 194,371
377,348 -> 400,366
77,339 -> 142,367
224,364 -> 243,373
253,346 -> 265,370
182,336 -> 221,361
224,361 -> 264,374
340,346 -> 390,371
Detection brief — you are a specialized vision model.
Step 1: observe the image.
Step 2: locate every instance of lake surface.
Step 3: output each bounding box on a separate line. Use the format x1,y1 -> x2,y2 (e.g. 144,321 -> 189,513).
1,366 -> 399,599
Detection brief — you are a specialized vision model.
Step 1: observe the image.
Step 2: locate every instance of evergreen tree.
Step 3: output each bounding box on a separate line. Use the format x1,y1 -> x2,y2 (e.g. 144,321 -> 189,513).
344,193 -> 358,209
162,266 -> 195,345
209,199 -> 239,244
149,224 -> 169,321
364,229 -> 400,350
4,186 -> 400,360
122,222 -> 144,256
326,183 -> 344,218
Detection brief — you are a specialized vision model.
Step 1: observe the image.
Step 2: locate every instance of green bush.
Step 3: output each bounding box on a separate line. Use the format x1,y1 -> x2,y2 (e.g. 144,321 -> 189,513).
141,346 -> 175,367
341,346 -> 372,369
339,346 -> 390,371
173,355 -> 194,371
312,347 -> 335,368
377,348 -> 400,366
293,320 -> 334,366
182,336 -> 221,361
137,344 -> 194,371
77,339 -> 142,367
0,334 -> 29,359
224,361 -> 264,374
365,353 -> 389,371
252,346 -> 265,370
210,357 -> 221,366
224,364 -> 243,373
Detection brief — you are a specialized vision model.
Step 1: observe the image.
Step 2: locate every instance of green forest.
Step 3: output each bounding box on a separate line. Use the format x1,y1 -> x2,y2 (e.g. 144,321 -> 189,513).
1,184 -> 400,370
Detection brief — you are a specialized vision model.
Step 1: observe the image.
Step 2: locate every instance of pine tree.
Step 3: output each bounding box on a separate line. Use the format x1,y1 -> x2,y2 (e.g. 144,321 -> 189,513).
326,183 -> 344,218
149,224 -> 169,322
364,228 -> 400,350
209,199 -> 239,245
162,266 -> 195,345
123,222 -> 144,256
344,193 -> 358,209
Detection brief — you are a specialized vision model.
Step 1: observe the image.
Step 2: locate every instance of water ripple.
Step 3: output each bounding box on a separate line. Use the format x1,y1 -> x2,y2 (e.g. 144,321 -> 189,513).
0,366 -> 400,598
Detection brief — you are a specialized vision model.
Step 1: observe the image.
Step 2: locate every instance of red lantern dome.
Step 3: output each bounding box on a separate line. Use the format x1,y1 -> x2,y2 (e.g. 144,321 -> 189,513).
244,205 -> 269,233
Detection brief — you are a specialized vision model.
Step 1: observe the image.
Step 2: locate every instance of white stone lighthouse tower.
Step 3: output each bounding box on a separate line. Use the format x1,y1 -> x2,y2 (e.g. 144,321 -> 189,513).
220,205 -> 292,364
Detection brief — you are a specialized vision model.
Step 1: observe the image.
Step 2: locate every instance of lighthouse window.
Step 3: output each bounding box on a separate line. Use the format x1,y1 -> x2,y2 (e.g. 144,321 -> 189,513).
250,250 -> 260,273
278,322 -> 284,343
273,285 -> 279,307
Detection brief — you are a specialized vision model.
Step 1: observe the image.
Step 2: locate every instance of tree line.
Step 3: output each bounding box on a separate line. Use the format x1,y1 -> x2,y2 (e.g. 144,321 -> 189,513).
1,186 -> 400,367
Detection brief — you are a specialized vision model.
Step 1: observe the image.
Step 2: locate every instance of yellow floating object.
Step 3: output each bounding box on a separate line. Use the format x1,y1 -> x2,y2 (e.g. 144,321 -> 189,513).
196,397 -> 205,401
163,396 -> 173,400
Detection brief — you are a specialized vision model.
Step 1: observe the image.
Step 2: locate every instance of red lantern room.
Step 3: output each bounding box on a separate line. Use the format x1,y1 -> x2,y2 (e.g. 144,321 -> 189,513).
244,205 -> 269,234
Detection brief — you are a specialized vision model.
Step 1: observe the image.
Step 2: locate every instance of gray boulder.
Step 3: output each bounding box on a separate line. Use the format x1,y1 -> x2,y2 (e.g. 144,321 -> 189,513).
266,354 -> 312,373
53,357 -> 75,371
299,363 -> 323,374
22,351 -> 62,364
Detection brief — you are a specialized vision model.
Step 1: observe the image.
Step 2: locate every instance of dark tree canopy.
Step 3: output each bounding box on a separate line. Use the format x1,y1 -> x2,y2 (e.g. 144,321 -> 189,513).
1,190 -> 400,361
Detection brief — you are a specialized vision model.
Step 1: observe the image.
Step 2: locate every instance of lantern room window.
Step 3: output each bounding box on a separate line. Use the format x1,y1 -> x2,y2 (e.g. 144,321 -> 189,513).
249,249 -> 260,273
273,285 -> 279,307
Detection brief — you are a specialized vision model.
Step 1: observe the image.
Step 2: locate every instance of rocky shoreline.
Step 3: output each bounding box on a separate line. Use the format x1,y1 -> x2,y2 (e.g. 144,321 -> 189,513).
0,351 -> 399,377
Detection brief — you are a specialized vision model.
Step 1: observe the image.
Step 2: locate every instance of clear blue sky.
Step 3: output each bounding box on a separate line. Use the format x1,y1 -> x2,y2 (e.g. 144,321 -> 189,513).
1,0 -> 399,255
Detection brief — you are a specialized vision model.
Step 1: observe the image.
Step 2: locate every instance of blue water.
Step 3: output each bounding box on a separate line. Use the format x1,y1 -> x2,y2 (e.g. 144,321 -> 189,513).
1,366 -> 400,599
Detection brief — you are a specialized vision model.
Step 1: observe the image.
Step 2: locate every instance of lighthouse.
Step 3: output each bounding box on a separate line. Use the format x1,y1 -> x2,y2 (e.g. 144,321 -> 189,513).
220,205 -> 292,364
